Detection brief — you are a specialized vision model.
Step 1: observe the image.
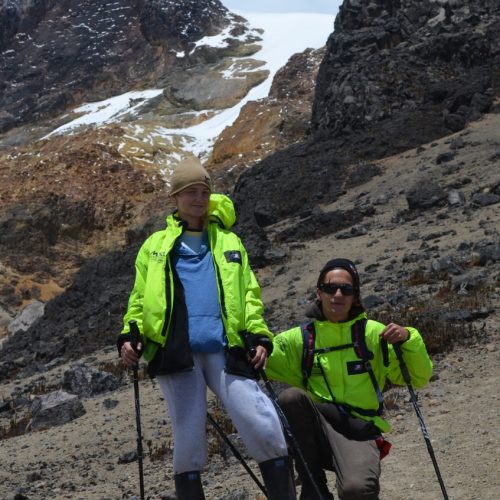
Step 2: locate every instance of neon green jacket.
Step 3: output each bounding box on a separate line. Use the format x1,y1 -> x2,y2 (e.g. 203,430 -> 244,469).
266,312 -> 433,432
121,194 -> 271,363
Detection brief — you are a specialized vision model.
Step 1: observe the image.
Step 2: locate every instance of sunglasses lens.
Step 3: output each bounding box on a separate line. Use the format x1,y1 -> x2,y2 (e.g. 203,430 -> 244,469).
320,283 -> 355,296
339,284 -> 355,296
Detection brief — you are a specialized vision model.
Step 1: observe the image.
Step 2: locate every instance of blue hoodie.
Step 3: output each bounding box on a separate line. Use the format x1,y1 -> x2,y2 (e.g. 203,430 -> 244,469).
172,229 -> 225,352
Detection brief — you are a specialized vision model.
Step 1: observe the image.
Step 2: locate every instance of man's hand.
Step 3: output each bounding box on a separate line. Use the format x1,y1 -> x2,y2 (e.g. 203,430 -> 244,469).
380,323 -> 409,344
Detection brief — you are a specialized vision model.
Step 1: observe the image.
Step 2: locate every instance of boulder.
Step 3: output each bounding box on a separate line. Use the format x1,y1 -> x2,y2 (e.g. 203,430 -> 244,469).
29,390 -> 85,431
406,182 -> 447,210
7,300 -> 45,335
62,363 -> 122,397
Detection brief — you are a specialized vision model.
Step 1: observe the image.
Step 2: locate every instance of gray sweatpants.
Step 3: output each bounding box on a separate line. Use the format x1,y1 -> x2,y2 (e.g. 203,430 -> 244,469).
157,351 -> 288,474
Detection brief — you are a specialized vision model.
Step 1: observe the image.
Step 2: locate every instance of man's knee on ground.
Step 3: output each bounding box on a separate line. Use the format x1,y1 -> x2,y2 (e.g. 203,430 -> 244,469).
339,475 -> 379,500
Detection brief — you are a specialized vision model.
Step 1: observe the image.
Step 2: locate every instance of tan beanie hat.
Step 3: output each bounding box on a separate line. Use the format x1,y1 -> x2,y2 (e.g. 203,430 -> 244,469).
169,157 -> 212,196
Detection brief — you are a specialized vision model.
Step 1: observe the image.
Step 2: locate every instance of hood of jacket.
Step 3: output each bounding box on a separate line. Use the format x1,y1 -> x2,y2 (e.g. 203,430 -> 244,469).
208,193 -> 236,229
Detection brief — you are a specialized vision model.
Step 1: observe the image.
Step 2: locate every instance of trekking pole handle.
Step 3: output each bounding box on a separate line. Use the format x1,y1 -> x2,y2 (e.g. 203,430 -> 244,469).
241,330 -> 257,358
129,320 -> 142,357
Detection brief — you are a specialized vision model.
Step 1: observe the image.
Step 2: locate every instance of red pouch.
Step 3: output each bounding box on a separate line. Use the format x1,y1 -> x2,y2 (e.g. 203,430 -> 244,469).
375,436 -> 392,460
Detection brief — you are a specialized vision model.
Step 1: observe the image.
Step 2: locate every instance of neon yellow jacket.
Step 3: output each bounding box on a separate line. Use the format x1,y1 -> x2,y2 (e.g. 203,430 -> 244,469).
266,313 -> 433,432
121,194 -> 271,363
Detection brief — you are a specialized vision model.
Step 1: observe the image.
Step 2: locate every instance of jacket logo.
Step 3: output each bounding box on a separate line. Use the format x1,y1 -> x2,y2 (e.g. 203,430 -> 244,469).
150,250 -> 167,263
224,250 -> 242,264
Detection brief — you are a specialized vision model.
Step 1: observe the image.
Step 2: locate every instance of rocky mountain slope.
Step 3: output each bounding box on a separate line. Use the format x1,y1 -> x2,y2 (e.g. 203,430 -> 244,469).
0,0 -> 499,498
232,0 -> 500,263
0,112 -> 498,499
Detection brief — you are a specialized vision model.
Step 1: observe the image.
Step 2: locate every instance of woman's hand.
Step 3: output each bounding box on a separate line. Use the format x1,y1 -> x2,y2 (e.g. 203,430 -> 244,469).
380,323 -> 409,344
120,341 -> 142,367
250,345 -> 268,370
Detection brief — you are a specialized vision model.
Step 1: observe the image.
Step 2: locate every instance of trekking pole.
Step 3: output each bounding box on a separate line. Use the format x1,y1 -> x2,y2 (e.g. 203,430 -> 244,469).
129,320 -> 145,500
393,343 -> 449,500
206,412 -> 268,497
241,333 -> 327,500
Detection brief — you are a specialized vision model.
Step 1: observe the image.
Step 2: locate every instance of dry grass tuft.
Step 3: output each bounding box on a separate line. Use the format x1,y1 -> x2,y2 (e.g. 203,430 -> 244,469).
375,284 -> 492,354
146,438 -> 173,462
0,411 -> 31,440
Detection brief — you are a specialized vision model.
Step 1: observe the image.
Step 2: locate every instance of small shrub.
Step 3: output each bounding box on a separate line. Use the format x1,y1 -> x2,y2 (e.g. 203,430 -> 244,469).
0,412 -> 32,440
99,359 -> 129,378
383,387 -> 405,412
99,359 -> 148,381
406,268 -> 427,286
147,438 -> 172,462
29,377 -> 49,395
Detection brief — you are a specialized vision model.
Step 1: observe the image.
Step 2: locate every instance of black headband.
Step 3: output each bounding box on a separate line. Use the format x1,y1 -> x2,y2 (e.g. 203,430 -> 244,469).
317,258 -> 360,291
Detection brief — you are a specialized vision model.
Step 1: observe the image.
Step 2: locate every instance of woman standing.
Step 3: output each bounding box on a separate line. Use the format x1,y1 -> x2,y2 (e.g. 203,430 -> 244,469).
118,157 -> 295,499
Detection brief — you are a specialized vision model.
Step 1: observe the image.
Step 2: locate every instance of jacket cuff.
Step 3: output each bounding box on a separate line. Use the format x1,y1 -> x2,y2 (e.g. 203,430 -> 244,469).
250,335 -> 273,356
401,328 -> 411,344
399,327 -> 425,352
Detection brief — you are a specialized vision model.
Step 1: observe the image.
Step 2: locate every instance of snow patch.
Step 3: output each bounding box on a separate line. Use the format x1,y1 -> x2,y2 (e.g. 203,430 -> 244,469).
43,89 -> 164,138
42,10 -> 336,160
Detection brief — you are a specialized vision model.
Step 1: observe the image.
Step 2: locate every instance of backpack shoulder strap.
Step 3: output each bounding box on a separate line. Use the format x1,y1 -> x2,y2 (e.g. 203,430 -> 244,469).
381,337 -> 389,367
300,321 -> 316,388
351,318 -> 372,361
351,318 -> 385,415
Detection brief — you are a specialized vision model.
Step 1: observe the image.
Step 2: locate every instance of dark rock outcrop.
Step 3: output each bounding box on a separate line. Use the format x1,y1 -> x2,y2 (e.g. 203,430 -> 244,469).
233,0 -> 500,264
140,0 -> 231,51
312,0 -> 499,137
62,363 -> 122,397
406,181 -> 448,211
0,244 -> 139,380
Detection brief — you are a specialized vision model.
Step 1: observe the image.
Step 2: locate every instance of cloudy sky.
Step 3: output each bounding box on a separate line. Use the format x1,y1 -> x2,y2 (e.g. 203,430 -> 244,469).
220,0 -> 342,14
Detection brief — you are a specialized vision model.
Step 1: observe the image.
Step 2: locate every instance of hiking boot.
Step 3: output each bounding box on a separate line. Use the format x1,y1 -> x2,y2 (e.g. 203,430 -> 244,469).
174,470 -> 205,500
259,456 -> 296,499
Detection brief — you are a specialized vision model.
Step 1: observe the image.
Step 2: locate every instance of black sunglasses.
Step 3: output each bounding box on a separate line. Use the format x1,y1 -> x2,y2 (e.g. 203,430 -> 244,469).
318,283 -> 355,296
